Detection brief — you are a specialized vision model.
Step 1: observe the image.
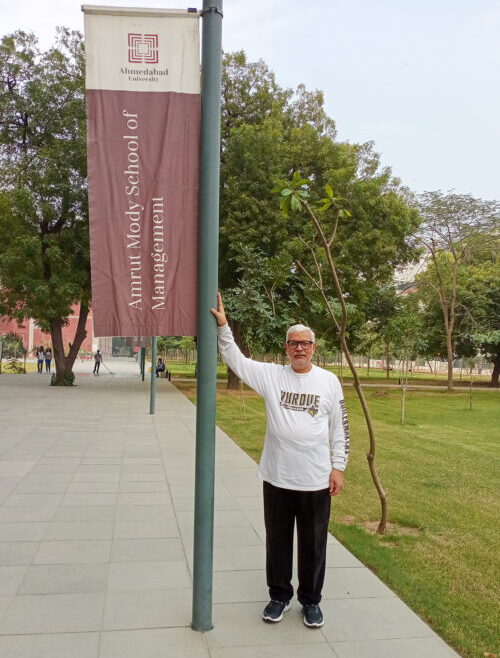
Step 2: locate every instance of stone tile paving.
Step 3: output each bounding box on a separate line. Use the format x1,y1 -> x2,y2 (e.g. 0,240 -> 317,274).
0,364 -> 459,657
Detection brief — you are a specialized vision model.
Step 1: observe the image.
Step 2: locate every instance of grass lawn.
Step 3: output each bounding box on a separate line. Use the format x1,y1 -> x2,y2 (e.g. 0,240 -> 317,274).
324,365 -> 492,387
175,380 -> 499,658
163,361 -> 227,379
166,360 -> 493,387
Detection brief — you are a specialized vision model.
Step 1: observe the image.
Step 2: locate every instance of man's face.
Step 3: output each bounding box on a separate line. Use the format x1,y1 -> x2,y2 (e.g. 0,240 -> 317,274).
285,330 -> 316,373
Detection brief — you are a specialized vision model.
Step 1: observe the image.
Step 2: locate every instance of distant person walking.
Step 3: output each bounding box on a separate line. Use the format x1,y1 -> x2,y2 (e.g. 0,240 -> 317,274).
93,349 -> 102,375
36,346 -> 45,374
44,347 -> 53,373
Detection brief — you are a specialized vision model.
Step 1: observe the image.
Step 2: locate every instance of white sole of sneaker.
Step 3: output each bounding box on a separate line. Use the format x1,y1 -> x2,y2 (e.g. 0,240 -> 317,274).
303,617 -> 324,628
262,602 -> 292,623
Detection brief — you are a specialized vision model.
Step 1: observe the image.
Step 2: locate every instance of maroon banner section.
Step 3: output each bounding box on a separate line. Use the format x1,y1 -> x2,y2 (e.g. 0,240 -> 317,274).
87,90 -> 200,337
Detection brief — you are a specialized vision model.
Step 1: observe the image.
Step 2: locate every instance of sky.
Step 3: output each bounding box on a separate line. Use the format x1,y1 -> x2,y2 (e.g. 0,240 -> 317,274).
1,0 -> 499,200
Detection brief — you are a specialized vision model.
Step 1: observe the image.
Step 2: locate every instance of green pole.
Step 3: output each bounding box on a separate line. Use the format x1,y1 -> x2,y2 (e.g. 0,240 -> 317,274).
150,336 -> 157,414
192,0 -> 223,632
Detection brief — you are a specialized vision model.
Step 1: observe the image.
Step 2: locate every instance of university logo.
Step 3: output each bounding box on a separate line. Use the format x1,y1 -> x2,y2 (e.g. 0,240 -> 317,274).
280,390 -> 320,416
128,33 -> 159,64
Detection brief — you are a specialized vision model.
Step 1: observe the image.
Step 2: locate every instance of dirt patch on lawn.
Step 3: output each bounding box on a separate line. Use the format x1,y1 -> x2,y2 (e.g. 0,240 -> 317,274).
364,520 -> 422,536
370,390 -> 389,398
339,516 -> 422,537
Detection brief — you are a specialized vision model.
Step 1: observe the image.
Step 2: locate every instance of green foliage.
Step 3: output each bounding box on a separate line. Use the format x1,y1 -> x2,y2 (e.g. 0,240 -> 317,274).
272,171 -> 310,217
0,331 -> 27,359
417,235 -> 499,382
383,296 -> 428,362
418,191 -> 498,256
416,191 -> 499,386
179,337 -> 196,353
219,52 -> 420,360
0,29 -> 90,343
471,329 -> 500,357
0,331 -> 27,374
6,358 -> 24,374
157,336 -> 183,353
223,245 -> 302,354
50,371 -> 75,386
270,174 -> 421,358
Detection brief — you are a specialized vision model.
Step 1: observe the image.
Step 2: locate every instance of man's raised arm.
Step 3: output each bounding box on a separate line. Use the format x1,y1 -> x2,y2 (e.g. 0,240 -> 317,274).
210,292 -> 275,397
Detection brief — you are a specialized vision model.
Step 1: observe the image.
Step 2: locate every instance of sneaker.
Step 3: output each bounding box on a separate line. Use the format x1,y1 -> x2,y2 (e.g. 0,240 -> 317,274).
262,599 -> 291,623
302,603 -> 324,627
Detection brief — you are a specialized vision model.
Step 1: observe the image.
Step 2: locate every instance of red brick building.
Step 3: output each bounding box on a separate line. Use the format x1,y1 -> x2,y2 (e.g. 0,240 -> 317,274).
0,306 -> 94,355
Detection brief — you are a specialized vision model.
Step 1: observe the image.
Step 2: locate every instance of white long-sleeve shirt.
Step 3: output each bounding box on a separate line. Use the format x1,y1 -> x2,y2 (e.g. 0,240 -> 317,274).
218,324 -> 349,491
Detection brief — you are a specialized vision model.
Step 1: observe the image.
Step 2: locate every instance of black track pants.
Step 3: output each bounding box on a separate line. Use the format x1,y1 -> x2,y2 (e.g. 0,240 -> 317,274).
263,480 -> 331,606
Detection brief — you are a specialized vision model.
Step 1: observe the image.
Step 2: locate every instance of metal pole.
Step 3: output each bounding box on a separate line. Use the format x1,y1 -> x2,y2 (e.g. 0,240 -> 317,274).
150,336 -> 157,414
141,346 -> 145,381
192,0 -> 223,633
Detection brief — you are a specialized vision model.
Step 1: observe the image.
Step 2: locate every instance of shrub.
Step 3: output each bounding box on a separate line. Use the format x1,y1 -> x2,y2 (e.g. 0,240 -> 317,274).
50,372 -> 75,386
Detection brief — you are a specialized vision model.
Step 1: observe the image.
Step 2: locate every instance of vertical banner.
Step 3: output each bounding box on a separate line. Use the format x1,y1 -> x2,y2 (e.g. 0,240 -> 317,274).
83,6 -> 200,337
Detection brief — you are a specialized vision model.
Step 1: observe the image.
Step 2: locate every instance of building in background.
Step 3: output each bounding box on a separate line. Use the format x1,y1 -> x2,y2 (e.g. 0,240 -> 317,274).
0,306 -> 94,355
0,309 -> 145,360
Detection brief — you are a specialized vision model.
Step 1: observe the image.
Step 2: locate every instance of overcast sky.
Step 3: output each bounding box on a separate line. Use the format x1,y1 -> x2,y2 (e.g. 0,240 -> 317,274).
2,0 -> 499,200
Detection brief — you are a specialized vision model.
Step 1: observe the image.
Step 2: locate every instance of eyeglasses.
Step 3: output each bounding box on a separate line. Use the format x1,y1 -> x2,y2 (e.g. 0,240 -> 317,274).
287,340 -> 314,350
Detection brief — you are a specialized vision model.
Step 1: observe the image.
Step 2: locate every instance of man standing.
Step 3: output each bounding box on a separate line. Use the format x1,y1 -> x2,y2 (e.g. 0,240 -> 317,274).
211,293 -> 349,628
36,346 -> 45,374
93,349 -> 102,375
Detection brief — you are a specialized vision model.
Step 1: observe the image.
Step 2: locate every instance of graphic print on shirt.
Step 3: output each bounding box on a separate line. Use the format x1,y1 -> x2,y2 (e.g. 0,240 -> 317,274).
280,390 -> 320,416
339,398 -> 350,456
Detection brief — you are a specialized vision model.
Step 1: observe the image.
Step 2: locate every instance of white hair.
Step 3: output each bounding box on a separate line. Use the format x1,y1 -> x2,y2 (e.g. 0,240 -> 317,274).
286,324 -> 316,342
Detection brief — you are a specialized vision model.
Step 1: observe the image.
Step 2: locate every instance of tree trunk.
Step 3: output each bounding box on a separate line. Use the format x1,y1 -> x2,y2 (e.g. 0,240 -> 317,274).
400,358 -> 407,424
50,319 -> 66,377
341,336 -> 388,534
385,343 -> 390,379
50,301 -> 90,385
297,200 -> 388,535
227,366 -> 240,390
427,360 -> 433,374
491,355 -> 499,387
446,330 -> 454,392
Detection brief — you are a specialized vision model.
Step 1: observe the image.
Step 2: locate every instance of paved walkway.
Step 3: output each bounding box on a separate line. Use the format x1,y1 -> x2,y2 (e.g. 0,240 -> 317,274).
0,361 -> 459,657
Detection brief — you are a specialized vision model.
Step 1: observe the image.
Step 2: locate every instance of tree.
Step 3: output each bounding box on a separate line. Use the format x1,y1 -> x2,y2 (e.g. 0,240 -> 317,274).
416,191 -> 499,391
473,330 -> 500,387
0,331 -> 27,374
273,173 -> 388,534
156,336 -> 182,364
219,52 -> 420,389
219,53 -> 339,387
460,255 -> 499,387
0,30 -> 89,385
223,245 -> 302,356
417,235 -> 499,386
179,337 -> 196,364
384,297 -> 427,423
366,285 -> 400,379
